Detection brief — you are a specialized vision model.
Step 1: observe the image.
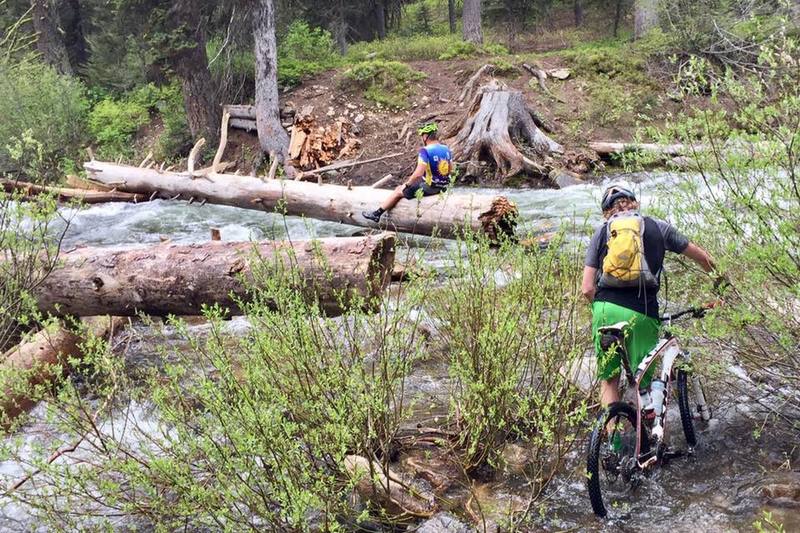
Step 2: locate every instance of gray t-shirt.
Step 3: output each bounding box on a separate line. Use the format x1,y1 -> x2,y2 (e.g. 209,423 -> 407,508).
585,214 -> 690,317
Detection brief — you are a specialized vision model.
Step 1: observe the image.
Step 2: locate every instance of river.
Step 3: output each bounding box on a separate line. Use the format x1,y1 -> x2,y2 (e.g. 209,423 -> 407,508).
2,175 -> 797,531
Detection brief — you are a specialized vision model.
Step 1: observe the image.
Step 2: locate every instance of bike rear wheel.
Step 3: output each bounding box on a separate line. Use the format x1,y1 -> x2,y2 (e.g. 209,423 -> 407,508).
676,369 -> 697,447
586,402 -> 649,518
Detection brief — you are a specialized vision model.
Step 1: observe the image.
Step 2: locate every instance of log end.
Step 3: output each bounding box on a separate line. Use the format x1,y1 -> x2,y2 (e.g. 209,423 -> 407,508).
479,197 -> 518,242
367,232 -> 396,299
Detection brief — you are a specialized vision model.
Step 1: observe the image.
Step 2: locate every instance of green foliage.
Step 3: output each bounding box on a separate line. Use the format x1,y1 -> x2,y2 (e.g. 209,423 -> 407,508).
0,191 -> 64,361
88,82 -> 189,161
278,21 -> 341,87
754,511 -> 786,533
438,40 -> 509,60
2,238 -> 428,529
347,34 -> 508,63
491,57 -> 519,77
585,74 -> 636,126
642,37 -> 800,438
0,61 -> 88,183
427,232 -> 589,472
87,97 -> 149,158
208,21 -> 340,91
655,0 -> 791,72
342,59 -> 426,108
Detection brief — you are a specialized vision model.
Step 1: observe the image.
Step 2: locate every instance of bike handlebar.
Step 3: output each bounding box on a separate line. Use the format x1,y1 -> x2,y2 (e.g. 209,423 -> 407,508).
660,301 -> 721,322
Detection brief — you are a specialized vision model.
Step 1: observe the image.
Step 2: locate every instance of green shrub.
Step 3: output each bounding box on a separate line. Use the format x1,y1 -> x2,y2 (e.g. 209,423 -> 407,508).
638,39 -> 800,440
277,21 -> 340,87
0,61 -> 88,183
341,60 -> 426,108
439,40 -> 508,60
585,74 -> 636,127
87,82 -> 190,161
134,83 -> 191,160
2,239 -> 427,529
87,97 -> 149,158
427,232 -> 589,472
346,34 -> 508,63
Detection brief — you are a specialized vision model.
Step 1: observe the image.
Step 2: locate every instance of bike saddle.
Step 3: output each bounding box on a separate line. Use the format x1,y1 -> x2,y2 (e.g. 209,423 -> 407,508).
597,321 -> 630,335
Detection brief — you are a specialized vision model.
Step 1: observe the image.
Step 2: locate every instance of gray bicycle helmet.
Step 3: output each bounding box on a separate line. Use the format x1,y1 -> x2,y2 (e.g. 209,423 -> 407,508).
601,184 -> 636,211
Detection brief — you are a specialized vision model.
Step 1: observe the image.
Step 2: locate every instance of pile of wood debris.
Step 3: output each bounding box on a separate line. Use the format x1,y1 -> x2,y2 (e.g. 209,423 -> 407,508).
287,106 -> 361,171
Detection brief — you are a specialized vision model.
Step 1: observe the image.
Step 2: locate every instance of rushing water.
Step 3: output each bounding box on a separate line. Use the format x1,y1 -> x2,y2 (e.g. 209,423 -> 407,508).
2,174 -> 797,531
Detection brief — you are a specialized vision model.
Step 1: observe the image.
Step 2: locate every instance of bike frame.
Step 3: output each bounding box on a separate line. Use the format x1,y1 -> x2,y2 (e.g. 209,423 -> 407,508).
629,335 -> 686,468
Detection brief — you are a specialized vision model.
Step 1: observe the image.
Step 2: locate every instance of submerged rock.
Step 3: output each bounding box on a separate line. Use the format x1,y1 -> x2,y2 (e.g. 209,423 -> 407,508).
415,512 -> 474,533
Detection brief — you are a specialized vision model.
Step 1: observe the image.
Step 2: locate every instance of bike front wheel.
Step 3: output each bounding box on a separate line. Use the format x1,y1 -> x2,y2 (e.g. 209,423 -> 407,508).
676,368 -> 697,447
586,402 -> 649,518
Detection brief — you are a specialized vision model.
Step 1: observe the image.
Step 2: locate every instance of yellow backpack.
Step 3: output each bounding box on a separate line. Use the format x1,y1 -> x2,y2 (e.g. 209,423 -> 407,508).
599,212 -> 658,288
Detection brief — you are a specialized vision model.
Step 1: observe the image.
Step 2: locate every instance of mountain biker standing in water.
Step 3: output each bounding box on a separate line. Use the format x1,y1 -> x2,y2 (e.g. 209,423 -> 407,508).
581,184 -> 716,409
362,123 -> 452,223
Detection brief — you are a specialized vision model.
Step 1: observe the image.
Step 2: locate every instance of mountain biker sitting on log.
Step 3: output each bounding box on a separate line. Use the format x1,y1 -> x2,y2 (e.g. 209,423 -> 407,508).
581,184 -> 715,410
362,123 -> 452,223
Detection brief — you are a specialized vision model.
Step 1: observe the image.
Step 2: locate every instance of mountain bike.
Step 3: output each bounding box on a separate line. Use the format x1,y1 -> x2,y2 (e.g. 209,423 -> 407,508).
586,305 -> 714,518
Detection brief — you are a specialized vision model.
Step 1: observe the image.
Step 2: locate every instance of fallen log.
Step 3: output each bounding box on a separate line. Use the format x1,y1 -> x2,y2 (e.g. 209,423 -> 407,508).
1,179 -> 147,204
32,234 -> 396,317
84,161 -> 517,240
65,175 -> 116,191
344,455 -> 437,518
589,141 -> 695,157
1,316 -> 123,424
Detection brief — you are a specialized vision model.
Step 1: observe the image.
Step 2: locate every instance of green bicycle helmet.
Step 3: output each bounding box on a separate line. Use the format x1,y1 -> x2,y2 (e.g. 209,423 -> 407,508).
417,123 -> 438,135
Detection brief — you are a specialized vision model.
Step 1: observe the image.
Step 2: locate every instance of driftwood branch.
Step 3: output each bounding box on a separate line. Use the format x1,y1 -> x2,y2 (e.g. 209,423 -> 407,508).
211,111 -> 231,174
187,138 -> 206,177
296,152 -> 403,179
371,174 -> 394,188
459,64 -> 494,105
522,63 -> 564,103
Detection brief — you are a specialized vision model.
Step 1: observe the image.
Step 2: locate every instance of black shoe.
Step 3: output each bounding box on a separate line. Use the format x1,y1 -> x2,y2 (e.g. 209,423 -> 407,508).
362,210 -> 382,223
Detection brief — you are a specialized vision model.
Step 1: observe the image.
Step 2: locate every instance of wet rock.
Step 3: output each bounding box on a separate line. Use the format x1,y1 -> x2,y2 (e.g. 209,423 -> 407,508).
415,512 -> 474,533
548,168 -> 583,188
760,472 -> 800,505
500,442 -> 531,474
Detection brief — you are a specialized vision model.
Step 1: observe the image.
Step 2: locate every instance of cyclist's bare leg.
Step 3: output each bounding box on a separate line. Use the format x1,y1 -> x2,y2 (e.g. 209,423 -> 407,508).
601,376 -> 621,434
380,186 -> 405,211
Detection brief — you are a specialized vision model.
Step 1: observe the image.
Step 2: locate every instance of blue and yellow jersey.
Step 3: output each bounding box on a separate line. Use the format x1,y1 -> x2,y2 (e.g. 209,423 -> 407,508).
418,143 -> 452,187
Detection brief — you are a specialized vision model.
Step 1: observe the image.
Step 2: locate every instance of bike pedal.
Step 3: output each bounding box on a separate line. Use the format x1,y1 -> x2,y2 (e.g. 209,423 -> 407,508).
662,447 -> 685,460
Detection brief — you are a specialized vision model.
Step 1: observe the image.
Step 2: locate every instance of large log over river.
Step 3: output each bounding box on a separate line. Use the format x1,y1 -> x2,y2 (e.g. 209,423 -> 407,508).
33,234 -> 395,317
83,161 -> 517,240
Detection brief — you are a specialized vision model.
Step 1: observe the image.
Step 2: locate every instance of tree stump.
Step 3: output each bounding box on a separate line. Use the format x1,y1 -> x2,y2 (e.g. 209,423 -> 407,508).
446,80 -> 563,182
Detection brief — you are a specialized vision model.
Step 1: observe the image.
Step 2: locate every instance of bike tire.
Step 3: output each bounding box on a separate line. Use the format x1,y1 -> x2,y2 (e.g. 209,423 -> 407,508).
676,369 -> 697,447
586,402 -> 647,518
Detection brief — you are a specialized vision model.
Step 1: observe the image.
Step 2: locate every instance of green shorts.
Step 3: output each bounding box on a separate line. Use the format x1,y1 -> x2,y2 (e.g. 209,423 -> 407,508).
592,301 -> 660,385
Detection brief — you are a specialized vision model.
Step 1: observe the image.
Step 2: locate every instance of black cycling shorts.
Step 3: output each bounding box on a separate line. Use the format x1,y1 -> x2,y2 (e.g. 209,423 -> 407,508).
402,182 -> 446,200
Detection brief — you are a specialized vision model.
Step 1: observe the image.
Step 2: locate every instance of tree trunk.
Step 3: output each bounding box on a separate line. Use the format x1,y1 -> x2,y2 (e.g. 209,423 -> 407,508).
30,0 -> 73,75
32,235 -> 396,318
254,0 -> 290,167
446,80 -> 564,182
83,161 -> 518,241
2,179 -> 149,204
448,0 -> 456,33
462,0 -> 482,45
375,0 -> 386,39
613,0 -> 623,37
58,0 -> 88,69
634,0 -> 659,39
574,0 -> 584,27
1,317 -> 121,424
167,1 -> 221,145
